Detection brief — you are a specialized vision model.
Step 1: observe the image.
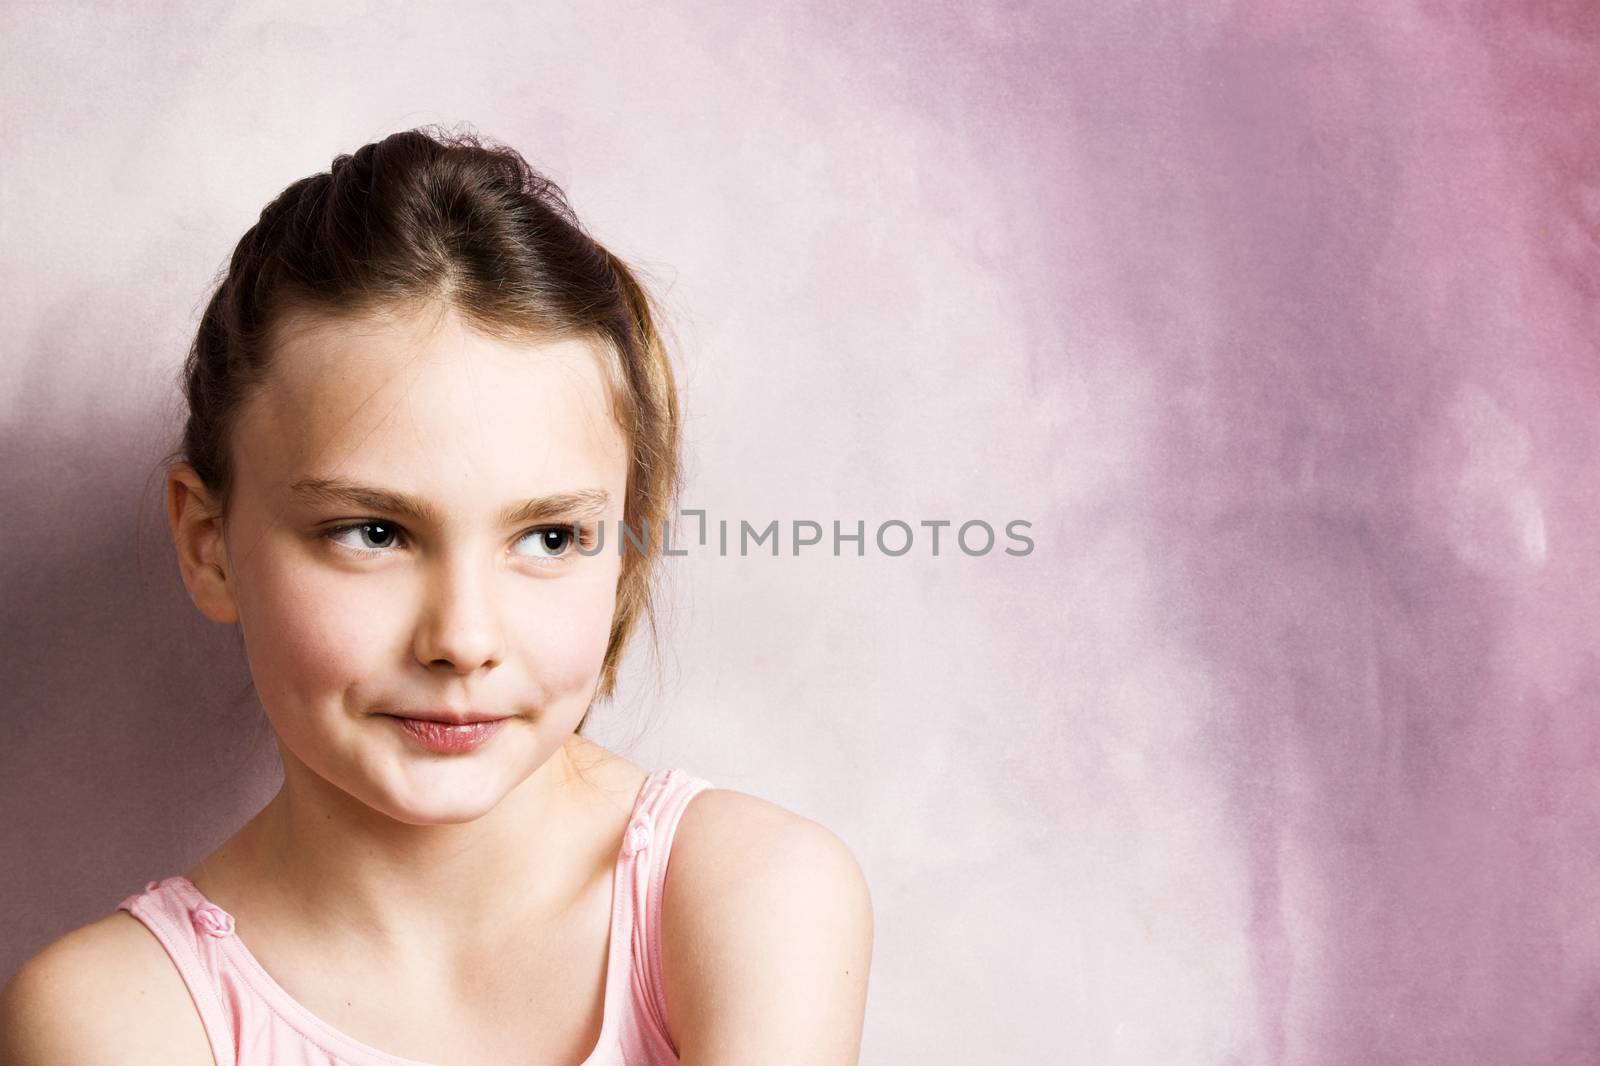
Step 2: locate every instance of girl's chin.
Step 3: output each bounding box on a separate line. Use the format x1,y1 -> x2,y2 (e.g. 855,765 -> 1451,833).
370,779 -> 514,825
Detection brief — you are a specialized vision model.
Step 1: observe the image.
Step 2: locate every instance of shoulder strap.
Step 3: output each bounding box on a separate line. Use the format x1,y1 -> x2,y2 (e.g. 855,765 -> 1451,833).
626,767 -> 717,1055
115,877 -> 239,1065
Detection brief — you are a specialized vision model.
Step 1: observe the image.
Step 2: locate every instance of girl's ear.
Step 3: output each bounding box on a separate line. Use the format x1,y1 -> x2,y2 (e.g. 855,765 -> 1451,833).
166,463 -> 241,626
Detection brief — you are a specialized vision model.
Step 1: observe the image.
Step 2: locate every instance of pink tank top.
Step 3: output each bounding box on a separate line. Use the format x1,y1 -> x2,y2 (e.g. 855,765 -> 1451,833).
115,767 -> 715,1066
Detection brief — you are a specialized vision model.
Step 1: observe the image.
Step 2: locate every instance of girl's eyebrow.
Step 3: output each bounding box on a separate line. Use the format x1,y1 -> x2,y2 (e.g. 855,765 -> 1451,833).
288,477 -> 612,527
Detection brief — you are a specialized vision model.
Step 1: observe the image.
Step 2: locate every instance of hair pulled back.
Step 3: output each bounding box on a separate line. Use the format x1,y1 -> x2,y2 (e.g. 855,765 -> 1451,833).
173,125 -> 681,715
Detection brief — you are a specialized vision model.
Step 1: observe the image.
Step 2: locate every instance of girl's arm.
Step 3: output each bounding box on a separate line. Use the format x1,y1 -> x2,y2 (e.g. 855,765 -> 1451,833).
661,790 -> 875,1065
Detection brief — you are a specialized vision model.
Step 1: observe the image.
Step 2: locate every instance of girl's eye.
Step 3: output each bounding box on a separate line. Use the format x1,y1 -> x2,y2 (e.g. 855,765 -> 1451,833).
323,521 -> 405,554
516,526 -> 578,559
320,521 -> 591,563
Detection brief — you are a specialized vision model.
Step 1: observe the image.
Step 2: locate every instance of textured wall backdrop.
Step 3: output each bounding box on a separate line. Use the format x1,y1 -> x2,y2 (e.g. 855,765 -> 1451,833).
3,2 -> 1597,1063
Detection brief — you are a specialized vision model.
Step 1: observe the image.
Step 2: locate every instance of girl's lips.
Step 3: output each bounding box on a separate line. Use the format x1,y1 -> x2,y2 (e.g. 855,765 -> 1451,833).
385,715 -> 506,754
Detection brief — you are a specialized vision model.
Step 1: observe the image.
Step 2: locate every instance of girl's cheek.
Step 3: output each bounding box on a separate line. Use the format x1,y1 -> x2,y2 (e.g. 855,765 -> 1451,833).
230,554 -> 381,683
256,591 -> 374,697
509,576 -> 620,676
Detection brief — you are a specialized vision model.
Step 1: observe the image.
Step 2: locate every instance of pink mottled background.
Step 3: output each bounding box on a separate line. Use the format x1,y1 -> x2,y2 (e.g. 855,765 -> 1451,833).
3,2 -> 1598,1062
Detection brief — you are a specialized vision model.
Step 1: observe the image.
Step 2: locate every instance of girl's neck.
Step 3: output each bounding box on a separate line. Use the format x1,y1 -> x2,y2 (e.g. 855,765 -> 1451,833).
187,734 -> 631,967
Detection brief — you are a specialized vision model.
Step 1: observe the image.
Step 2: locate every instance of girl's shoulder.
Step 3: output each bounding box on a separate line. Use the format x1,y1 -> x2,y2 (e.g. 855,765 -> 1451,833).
664,783 -> 870,914
0,908 -> 215,1065
657,783 -> 873,1056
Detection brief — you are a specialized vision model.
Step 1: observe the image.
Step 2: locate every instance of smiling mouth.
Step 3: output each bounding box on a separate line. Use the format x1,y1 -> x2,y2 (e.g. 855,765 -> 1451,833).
382,715 -> 508,753
385,710 -> 508,724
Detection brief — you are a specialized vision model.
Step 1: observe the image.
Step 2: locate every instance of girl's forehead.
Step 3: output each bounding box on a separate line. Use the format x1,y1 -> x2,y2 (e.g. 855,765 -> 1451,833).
237,305 -> 627,491
265,302 -> 609,392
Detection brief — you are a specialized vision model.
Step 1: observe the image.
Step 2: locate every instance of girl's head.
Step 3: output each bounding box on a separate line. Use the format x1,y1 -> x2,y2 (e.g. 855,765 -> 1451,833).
164,127 -> 680,822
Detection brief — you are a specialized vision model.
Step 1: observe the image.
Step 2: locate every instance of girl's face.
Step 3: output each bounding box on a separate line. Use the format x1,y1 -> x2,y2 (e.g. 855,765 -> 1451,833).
196,302 -> 630,825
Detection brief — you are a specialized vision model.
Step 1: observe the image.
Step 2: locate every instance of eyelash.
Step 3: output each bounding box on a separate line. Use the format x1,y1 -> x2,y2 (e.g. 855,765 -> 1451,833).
319,521 -> 597,563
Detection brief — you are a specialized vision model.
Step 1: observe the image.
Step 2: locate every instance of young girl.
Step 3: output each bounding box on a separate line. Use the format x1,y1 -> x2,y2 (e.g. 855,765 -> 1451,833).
2,127 -> 873,1065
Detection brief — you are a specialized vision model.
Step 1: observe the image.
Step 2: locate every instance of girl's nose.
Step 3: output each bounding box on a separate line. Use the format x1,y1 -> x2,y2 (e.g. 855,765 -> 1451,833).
412,559 -> 505,674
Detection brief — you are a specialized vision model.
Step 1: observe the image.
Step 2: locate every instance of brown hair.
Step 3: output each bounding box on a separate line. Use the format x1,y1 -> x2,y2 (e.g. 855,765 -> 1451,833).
167,125 -> 681,733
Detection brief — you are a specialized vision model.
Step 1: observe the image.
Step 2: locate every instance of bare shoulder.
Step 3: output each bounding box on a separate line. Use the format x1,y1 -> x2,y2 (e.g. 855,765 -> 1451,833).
0,909 -> 215,1066
661,787 -> 874,1065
